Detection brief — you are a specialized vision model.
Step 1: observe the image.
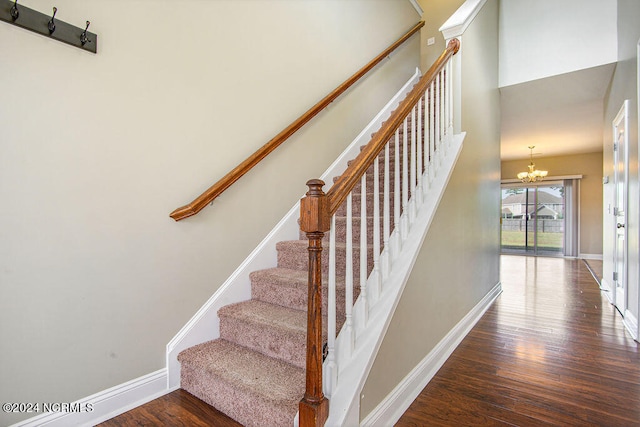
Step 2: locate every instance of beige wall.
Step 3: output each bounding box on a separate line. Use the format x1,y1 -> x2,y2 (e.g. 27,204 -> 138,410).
417,0 -> 466,71
0,1 -> 421,424
361,0 -> 501,419
501,152 -> 604,256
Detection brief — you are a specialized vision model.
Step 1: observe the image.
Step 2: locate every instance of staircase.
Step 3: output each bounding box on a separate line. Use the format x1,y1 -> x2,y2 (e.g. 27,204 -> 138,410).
169,37 -> 462,427
177,125 -> 396,427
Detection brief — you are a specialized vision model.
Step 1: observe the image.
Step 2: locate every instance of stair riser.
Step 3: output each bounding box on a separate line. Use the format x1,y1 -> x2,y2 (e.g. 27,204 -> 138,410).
180,364 -> 296,427
219,315 -> 309,369
277,242 -> 375,282
301,217 -> 391,247
251,278 -> 347,315
334,194 -> 396,217
338,163 -> 427,187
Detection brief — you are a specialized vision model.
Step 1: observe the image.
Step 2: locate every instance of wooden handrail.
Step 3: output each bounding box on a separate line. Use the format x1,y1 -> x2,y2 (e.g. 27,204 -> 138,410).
298,38 -> 460,427
327,38 -> 460,215
170,21 -> 425,221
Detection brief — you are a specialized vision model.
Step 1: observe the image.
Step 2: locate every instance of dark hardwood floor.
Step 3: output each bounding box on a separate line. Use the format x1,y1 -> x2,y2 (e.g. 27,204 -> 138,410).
100,256 -> 639,426
397,256 -> 639,426
97,388 -> 241,427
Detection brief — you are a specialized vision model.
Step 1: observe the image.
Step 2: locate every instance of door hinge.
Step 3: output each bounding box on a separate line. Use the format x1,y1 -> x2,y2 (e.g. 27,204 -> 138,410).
613,271 -> 618,281
614,143 -> 618,151
613,207 -> 619,216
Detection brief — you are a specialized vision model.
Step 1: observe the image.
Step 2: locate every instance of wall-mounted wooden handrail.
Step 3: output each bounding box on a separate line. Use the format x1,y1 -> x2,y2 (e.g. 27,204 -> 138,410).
326,38 -> 460,215
170,21 -> 425,221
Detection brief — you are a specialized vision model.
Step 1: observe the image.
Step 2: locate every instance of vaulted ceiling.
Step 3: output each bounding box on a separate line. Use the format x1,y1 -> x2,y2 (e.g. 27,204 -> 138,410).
500,63 -> 615,161
497,0 -> 618,162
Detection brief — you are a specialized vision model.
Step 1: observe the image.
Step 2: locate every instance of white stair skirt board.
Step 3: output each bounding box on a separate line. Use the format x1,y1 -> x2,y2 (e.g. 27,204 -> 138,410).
10,369 -> 170,427
325,132 -> 466,427
361,282 -> 502,426
165,69 -> 422,389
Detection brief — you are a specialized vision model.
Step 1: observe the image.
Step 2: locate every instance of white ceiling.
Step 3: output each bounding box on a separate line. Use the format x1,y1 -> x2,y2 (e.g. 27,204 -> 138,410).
500,63 -> 616,161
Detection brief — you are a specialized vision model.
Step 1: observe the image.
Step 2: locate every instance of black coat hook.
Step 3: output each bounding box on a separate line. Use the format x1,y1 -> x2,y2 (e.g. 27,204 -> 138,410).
48,7 -> 57,34
0,0 -> 97,53
80,20 -> 90,45
10,0 -> 18,21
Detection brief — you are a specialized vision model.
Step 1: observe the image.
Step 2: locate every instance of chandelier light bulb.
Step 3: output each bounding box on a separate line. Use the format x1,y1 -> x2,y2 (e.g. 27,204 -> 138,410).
517,146 -> 548,183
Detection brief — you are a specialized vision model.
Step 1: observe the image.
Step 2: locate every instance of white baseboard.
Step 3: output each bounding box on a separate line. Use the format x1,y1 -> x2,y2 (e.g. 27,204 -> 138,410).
601,278 -> 614,304
361,281 -> 502,426
11,369 -> 170,427
579,253 -> 603,260
624,310 -> 638,342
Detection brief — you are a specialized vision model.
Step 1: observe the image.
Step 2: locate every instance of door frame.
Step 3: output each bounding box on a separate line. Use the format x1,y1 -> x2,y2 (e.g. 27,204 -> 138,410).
500,181 -> 567,256
636,39 -> 640,341
612,100 -> 629,313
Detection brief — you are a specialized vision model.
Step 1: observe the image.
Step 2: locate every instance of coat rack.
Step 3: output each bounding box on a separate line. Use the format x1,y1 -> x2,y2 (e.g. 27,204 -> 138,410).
0,0 -> 97,53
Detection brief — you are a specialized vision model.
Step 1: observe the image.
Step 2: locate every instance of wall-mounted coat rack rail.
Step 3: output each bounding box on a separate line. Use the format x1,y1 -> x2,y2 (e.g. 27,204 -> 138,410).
0,0 -> 97,53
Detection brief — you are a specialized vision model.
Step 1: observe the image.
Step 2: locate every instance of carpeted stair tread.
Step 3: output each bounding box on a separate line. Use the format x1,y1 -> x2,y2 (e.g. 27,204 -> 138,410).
250,266 -> 308,286
250,268 -> 349,290
276,239 -> 374,276
220,300 -> 306,336
178,339 -> 304,427
250,267 -> 347,310
219,299 -> 311,368
277,239 -> 375,251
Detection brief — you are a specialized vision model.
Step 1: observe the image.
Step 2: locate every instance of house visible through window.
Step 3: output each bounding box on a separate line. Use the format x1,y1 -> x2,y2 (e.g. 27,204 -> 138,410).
500,180 -> 578,257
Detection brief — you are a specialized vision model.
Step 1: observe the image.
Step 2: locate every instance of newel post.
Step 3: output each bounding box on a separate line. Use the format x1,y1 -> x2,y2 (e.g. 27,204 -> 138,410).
299,179 -> 330,427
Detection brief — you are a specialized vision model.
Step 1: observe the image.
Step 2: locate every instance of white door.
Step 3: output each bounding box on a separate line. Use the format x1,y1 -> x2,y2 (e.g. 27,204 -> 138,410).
613,100 -> 629,313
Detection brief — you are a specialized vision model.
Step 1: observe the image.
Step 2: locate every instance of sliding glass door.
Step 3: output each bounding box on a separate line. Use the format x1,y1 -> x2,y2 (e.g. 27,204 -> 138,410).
501,183 -> 566,256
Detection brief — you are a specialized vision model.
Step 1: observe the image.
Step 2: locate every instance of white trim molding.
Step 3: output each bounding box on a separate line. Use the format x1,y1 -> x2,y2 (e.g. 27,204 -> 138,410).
439,0 -> 487,40
579,253 -> 603,260
10,370 -> 170,427
624,310 -> 638,341
408,0 -> 423,17
361,282 -> 502,426
601,278 -> 614,304
636,38 -> 640,343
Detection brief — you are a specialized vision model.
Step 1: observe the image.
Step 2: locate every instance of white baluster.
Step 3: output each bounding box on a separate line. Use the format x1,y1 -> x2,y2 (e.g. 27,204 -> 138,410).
423,88 -> 430,188
372,153 -> 381,299
382,140 -> 391,280
323,215 -> 337,397
409,106 -> 417,224
435,72 -> 442,167
440,70 -> 446,155
359,174 -> 368,326
401,117 -> 409,241
345,193 -> 354,356
416,98 -> 423,204
447,59 -> 454,145
392,129 -> 401,258
443,62 -> 448,148
429,81 -> 436,182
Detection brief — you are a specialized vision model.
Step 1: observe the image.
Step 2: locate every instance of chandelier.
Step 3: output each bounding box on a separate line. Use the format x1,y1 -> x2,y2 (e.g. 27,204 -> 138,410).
517,146 -> 548,183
